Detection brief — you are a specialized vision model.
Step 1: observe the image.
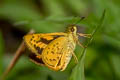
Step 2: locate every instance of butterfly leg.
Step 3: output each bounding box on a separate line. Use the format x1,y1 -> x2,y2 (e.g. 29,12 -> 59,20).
72,51 -> 78,64
77,40 -> 86,48
77,33 -> 91,38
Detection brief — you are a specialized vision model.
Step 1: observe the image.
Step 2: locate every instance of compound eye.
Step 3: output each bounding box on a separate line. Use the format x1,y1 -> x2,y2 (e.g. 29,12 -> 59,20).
71,27 -> 75,32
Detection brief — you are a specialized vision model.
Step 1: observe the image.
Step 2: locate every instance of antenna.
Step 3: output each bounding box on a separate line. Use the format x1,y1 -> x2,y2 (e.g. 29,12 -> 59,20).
73,16 -> 85,25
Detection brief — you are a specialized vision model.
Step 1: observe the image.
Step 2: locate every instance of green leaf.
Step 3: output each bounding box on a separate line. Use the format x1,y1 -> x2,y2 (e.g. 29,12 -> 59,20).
0,31 -> 4,76
69,10 -> 106,80
110,53 -> 120,79
42,0 -> 65,16
0,0 -> 42,23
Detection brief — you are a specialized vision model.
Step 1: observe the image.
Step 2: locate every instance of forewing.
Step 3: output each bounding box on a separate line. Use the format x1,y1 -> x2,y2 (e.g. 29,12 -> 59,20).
24,33 -> 66,56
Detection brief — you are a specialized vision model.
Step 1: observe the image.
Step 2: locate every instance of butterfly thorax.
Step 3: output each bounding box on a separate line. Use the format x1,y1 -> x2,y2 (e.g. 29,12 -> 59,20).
66,25 -> 78,49
67,33 -> 77,49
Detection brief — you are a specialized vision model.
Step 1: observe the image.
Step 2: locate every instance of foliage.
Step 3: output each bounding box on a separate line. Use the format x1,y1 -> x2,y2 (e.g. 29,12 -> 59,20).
0,31 -> 4,76
0,0 -> 120,80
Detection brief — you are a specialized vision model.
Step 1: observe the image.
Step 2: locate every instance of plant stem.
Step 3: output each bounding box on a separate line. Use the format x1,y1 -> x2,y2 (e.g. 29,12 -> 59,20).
1,29 -> 35,80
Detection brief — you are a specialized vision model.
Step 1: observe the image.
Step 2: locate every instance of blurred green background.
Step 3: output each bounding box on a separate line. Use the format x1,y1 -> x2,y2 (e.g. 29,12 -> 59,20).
0,0 -> 120,80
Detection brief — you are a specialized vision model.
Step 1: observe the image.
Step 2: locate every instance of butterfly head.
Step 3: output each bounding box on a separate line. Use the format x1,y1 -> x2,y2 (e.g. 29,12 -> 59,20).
67,25 -> 77,33
66,24 -> 80,35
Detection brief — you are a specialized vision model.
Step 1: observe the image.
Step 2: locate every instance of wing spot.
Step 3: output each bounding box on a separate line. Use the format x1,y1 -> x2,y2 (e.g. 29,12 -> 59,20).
47,51 -> 49,54
49,59 -> 52,61
34,44 -> 36,48
53,59 -> 56,61
32,36 -> 34,38
53,44 -> 56,47
37,35 -> 40,38
57,57 -> 59,59
30,38 -> 33,41
51,51 -> 54,54
34,40 -> 36,42
57,46 -> 59,50
57,59 -> 61,66
36,41 -> 39,43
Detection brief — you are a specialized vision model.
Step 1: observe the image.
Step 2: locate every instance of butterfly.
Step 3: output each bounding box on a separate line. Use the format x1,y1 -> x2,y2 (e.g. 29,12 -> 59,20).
23,24 -> 91,71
